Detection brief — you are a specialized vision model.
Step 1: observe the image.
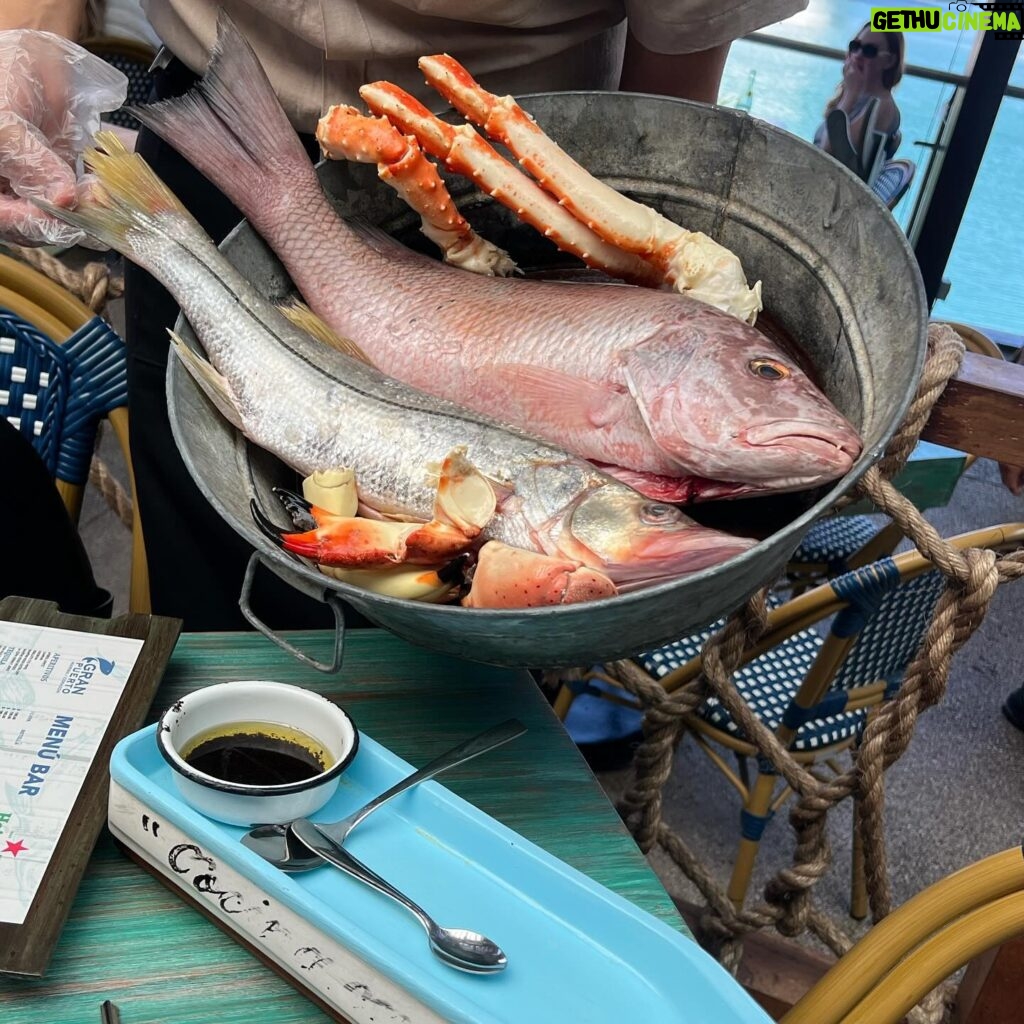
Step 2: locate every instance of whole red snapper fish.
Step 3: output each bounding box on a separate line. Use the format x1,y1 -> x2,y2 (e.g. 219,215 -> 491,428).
134,14 -> 862,502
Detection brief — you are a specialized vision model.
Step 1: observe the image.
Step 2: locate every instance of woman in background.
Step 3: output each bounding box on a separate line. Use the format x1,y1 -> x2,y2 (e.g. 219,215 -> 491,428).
813,23 -> 905,172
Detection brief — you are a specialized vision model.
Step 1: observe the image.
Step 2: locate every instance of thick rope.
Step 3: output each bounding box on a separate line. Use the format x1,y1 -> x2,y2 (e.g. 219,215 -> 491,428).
833,324 -> 967,517
87,428 -> 134,531
600,324 -> 1021,1021
5,244 -> 124,314
854,547 -> 1000,918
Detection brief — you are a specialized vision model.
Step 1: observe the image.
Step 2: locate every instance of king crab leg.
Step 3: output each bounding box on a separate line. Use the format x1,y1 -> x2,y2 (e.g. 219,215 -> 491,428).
316,104 -> 516,277
355,81 -> 665,288
418,54 -> 762,323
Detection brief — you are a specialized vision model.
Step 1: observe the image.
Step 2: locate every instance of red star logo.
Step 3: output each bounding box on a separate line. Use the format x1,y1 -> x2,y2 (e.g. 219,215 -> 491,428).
2,839 -> 27,856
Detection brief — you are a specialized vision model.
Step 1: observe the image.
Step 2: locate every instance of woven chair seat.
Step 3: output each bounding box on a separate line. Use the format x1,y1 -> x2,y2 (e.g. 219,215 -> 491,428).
0,309 -> 127,484
789,516 -> 880,566
556,526 -> 1015,922
100,52 -> 153,128
83,38 -> 157,130
640,622 -> 866,752
567,600 -> 857,753
639,567 -> 948,753
871,158 -> 916,209
567,560 -> 950,758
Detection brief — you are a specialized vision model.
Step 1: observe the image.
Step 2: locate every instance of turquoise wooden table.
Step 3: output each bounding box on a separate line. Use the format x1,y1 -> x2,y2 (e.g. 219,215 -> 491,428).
1,629 -> 689,1024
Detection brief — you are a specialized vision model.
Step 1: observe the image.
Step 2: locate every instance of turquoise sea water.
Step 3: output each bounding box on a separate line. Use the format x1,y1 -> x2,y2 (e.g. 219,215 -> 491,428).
718,0 -> 1024,337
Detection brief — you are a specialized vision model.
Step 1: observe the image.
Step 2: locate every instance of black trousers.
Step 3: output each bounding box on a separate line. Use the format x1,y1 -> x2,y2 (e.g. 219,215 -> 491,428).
0,418 -> 112,617
124,60 -> 340,632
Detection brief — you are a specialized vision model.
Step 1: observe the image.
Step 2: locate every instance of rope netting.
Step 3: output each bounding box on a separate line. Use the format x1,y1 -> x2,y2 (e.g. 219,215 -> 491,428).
5,246 -> 132,530
597,324 -> 1022,1019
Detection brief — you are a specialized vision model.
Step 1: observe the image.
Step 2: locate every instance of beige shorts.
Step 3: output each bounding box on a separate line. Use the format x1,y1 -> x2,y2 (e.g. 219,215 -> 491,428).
628,0 -> 809,54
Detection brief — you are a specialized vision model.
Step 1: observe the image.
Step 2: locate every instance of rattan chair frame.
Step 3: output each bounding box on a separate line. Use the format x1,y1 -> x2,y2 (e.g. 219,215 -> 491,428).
784,324 -> 1004,596
871,158 -> 916,210
784,847 -> 1024,1024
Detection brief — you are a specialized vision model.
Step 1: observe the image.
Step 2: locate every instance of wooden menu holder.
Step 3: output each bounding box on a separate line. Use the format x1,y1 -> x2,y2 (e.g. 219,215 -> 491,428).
0,597 -> 180,978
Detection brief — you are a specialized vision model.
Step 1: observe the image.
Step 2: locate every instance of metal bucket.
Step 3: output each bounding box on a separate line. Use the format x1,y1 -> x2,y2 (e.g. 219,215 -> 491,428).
168,92 -> 927,669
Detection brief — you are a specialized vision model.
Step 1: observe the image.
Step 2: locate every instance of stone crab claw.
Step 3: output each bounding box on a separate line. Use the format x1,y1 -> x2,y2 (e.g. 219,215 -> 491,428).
253,491 -> 411,565
463,541 -> 618,609
251,489 -> 471,567
251,448 -> 498,570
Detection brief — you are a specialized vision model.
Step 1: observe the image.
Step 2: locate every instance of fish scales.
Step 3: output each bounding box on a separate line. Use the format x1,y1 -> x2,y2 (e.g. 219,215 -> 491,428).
128,220 -> 577,545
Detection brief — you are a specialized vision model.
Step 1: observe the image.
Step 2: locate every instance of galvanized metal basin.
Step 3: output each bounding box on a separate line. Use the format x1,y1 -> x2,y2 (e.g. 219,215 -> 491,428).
168,92 -> 927,669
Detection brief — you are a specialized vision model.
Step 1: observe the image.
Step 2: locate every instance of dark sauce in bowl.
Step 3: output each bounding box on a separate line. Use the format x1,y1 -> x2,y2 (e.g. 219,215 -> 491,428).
182,725 -> 329,786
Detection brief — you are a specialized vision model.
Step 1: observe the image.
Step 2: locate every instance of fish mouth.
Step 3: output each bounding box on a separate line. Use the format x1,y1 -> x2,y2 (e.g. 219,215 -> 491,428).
606,530 -> 758,586
743,421 -> 861,473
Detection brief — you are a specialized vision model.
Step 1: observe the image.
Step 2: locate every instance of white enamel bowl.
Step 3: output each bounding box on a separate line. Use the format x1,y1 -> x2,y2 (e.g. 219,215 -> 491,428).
156,680 -> 359,826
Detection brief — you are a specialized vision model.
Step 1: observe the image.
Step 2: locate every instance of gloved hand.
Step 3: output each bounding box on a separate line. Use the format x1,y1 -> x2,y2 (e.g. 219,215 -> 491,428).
0,30 -> 126,246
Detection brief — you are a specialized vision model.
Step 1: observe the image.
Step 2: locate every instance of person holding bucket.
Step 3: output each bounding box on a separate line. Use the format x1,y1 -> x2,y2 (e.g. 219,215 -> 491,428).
0,0 -> 808,629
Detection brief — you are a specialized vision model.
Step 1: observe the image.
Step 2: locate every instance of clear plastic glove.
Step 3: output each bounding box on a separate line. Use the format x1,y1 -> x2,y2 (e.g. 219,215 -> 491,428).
0,30 -> 126,246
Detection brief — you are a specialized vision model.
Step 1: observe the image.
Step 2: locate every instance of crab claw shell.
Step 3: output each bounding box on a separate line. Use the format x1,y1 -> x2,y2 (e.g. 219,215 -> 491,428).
251,497 -> 293,545
303,468 -> 358,517
462,541 -> 617,609
254,498 -> 478,568
270,488 -> 317,530
318,562 -> 461,602
432,447 -> 496,535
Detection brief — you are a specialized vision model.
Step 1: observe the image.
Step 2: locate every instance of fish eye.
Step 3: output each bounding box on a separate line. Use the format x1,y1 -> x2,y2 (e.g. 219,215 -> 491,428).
640,502 -> 679,525
748,358 -> 791,381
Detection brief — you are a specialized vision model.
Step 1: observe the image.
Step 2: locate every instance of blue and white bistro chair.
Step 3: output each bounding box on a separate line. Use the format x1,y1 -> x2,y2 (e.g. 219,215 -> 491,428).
0,251 -> 149,611
784,323 -> 1003,598
82,34 -> 158,130
784,518 -> 904,598
871,158 -> 915,210
1,307 -> 127,520
554,523 -> 1024,918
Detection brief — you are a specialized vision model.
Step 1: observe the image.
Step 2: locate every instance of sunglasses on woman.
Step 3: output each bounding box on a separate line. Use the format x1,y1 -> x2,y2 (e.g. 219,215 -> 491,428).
848,39 -> 887,58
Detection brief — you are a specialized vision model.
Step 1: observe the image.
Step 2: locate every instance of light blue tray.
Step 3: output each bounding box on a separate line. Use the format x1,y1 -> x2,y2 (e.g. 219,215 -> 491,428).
110,724 -> 772,1023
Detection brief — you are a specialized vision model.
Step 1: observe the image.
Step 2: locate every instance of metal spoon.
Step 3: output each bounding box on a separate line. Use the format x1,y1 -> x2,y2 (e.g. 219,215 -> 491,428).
242,718 -> 526,871
290,818 -> 508,973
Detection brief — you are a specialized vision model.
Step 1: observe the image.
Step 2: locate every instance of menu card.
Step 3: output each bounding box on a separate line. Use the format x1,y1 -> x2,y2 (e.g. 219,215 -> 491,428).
0,622 -> 144,925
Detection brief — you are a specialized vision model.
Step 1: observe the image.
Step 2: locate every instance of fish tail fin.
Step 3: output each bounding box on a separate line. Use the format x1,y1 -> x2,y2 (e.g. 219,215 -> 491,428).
34,130 -> 201,261
130,10 -> 315,219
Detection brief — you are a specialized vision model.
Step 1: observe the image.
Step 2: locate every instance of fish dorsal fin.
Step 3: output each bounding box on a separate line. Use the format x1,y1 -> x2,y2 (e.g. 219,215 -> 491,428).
277,301 -> 375,366
168,329 -> 245,431
485,363 -> 629,430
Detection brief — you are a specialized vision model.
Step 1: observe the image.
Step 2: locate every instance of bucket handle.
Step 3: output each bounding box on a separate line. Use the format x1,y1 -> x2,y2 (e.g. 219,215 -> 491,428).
239,552 -> 347,673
